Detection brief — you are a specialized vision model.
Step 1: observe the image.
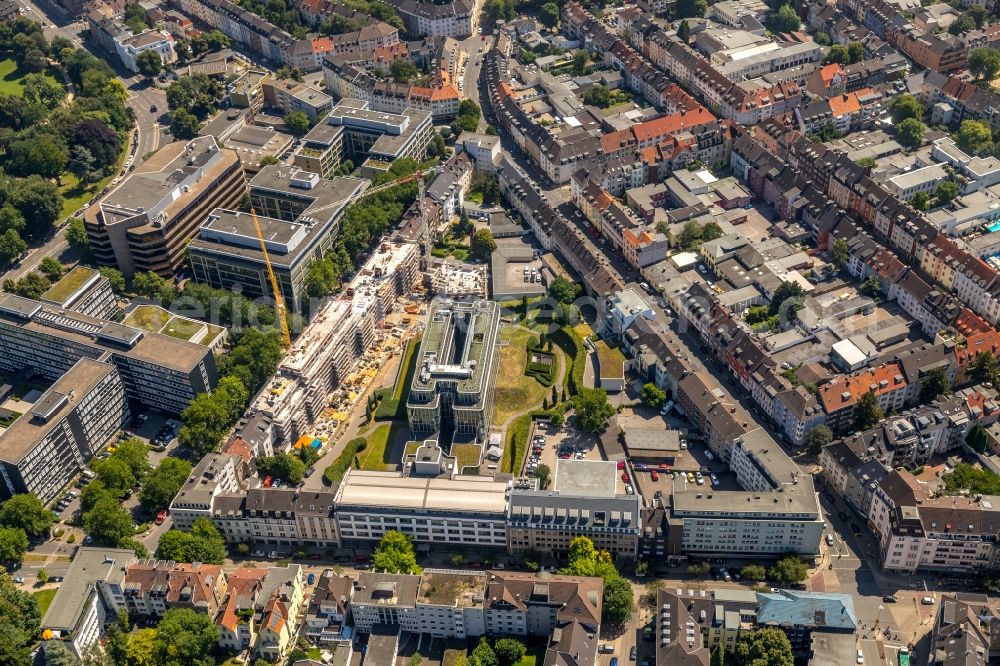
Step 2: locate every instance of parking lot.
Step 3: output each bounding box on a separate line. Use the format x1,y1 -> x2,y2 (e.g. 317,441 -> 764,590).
523,421 -> 603,482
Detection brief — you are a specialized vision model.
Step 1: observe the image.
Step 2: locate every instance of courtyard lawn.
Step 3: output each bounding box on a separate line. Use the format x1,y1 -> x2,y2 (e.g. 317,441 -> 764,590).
594,340 -> 626,380
357,423 -> 393,471
162,316 -> 207,341
492,326 -> 550,426
33,588 -> 57,616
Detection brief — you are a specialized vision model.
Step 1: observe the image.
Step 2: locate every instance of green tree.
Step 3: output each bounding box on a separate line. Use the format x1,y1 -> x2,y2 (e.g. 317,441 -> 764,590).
112,438 -> 149,480
0,229 -> 27,267
583,83 -> 611,108
969,47 -> 1000,80
739,563 -> 767,582
910,191 -> 930,211
43,640 -> 79,666
131,270 -> 175,302
602,576 -> 634,626
283,110 -> 311,135
855,157 -> 877,169
803,425 -> 832,455
65,218 -> 89,249
641,382 -> 667,409
67,145 -> 97,183
847,40 -> 864,64
93,458 -> 136,496
770,280 -> 805,319
0,527 -> 28,564
154,519 -> 226,564
896,117 -> 924,149
853,391 -> 883,430
712,643 -> 725,666
83,497 -> 134,546
471,637 -> 498,666
0,493 -> 53,539
540,2 -> 560,26
136,50 -> 162,78
949,12 -> 977,34
126,627 -> 160,666
890,94 -> 924,123
919,366 -> 951,404
38,256 -> 63,281
860,275 -> 883,299
36,569 -> 48,585
735,627 -> 794,666
256,454 -> 307,483
768,4 -> 800,32
372,530 -> 421,574
574,387 -> 615,433
139,458 -> 193,511
967,424 -> 989,453
563,536 -> 633,625
389,58 -> 418,83
470,228 -> 497,260
548,276 -> 582,304
823,44 -> 849,65
677,19 -> 691,41
935,180 -> 959,207
958,119 -> 994,156
768,555 -> 808,584
168,108 -> 201,140
154,608 -> 219,666
535,463 -> 551,489
971,350 -> 999,385
494,638 -> 527,665
3,272 -> 50,298
674,0 -> 707,18
572,50 -> 590,75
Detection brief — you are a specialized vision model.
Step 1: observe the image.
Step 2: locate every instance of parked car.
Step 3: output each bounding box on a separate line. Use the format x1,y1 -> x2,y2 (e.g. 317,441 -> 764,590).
922,596 -> 935,605
882,595 -> 897,603
263,476 -> 273,488
650,470 -> 659,482
307,573 -> 316,585
50,576 -> 64,583
630,646 -> 637,661
155,510 -> 168,525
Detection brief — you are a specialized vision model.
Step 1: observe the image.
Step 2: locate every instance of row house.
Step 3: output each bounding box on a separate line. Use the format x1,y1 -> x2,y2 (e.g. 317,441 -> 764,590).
816,362 -> 908,432
116,561 -> 226,619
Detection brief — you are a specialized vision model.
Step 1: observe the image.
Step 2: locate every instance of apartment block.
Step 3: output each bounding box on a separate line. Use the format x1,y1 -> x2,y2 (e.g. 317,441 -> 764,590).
244,238 -> 418,447
384,0 -> 480,37
0,293 -> 218,416
334,470 -> 509,548
116,29 -> 175,73
303,572 -> 353,645
507,460 -> 642,560
84,137 -> 244,278
0,358 -> 128,504
169,452 -> 244,530
261,79 -> 334,121
292,122 -> 344,178
188,168 -> 368,311
41,548 -> 136,657
116,561 -> 226,619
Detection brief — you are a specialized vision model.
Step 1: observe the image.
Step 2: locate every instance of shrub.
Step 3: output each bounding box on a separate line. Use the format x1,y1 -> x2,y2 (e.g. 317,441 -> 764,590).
551,327 -> 585,396
324,438 -> 368,485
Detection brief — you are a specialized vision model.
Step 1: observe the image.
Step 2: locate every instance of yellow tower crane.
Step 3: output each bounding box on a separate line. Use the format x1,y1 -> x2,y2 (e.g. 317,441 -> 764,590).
249,207 -> 292,347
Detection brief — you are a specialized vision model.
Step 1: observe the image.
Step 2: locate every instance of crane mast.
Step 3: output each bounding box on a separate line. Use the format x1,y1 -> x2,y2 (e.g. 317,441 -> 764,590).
250,207 -> 292,347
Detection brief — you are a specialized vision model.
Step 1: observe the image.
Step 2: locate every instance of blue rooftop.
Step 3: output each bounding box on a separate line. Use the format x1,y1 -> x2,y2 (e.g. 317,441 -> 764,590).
756,590 -> 858,631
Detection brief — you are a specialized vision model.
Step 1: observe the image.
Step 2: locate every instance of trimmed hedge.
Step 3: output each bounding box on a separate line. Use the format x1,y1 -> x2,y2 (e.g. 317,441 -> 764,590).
551,326 -> 586,396
323,437 -> 368,485
503,413 -> 533,473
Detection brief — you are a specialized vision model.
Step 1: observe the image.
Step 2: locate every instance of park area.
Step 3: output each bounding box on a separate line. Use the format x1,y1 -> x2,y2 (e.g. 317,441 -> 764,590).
0,58 -> 62,97
123,305 -> 225,345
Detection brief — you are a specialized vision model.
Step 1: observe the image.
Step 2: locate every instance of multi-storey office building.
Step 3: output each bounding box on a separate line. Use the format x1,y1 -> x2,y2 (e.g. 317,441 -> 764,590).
406,298 -> 501,439
507,460 -> 642,560
261,79 -> 334,121
39,266 -> 119,321
292,123 -> 345,178
333,470 -> 510,549
0,293 -> 218,416
188,168 -> 368,311
670,428 -> 826,557
324,99 -> 434,175
0,358 -> 128,503
84,137 -> 244,278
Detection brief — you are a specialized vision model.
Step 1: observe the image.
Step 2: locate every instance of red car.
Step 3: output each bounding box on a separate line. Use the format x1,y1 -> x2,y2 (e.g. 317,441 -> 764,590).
263,476 -> 273,487
621,472 -> 630,483
155,510 -> 168,525
659,463 -> 670,470
616,461 -> 625,470
651,470 -> 659,482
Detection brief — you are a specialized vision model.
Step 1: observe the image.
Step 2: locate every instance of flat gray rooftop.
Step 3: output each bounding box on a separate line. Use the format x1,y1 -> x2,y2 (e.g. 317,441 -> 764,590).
43,547 -> 134,631
554,459 -> 618,497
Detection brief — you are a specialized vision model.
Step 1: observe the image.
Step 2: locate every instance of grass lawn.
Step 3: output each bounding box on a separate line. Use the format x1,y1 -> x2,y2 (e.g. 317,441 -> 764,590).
493,326 -> 550,426
33,588 -> 57,616
0,410 -> 21,428
162,316 -> 206,341
123,305 -> 171,332
375,337 -> 421,420
42,266 -> 97,303
357,423 -> 393,471
451,443 -> 481,472
58,139 -> 126,220
0,58 -> 62,97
